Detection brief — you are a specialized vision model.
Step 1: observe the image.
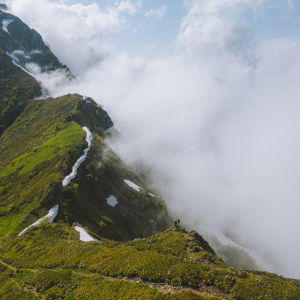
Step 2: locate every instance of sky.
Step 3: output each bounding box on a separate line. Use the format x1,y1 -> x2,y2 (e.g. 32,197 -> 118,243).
3,0 -> 300,279
3,0 -> 300,57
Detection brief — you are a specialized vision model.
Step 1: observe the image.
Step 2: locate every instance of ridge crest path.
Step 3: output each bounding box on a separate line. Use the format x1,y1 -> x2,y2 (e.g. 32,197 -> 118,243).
0,259 -> 229,299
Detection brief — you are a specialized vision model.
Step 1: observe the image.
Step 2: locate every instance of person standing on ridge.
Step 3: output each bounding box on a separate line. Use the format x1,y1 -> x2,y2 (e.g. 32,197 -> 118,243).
174,220 -> 177,228
177,218 -> 180,226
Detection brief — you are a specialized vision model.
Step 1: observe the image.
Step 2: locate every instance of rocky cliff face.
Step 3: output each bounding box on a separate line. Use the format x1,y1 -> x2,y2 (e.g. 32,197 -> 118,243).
0,9 -> 74,79
66,96 -> 114,135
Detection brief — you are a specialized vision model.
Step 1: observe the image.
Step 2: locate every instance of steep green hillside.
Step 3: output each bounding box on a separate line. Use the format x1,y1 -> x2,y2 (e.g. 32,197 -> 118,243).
1,225 -> 300,300
0,94 -> 171,241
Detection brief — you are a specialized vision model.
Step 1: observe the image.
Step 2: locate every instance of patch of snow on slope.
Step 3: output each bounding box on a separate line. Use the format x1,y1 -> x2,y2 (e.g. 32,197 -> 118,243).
148,193 -> 155,197
107,195 -> 118,207
6,51 -> 39,81
6,51 -> 19,62
83,96 -> 92,103
18,205 -> 59,236
74,226 -> 95,242
2,19 -> 14,35
62,127 -> 93,186
124,179 -> 144,192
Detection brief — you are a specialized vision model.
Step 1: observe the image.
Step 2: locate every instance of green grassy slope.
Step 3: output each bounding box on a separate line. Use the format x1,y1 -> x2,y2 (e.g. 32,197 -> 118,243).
0,94 -> 171,240
1,224 -> 299,300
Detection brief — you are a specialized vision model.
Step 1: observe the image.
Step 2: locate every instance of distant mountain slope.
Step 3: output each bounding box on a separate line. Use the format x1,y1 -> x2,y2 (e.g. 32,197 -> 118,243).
0,4 -> 7,11
0,8 -> 74,78
0,6 -> 78,136
0,6 -> 77,135
0,50 -> 41,135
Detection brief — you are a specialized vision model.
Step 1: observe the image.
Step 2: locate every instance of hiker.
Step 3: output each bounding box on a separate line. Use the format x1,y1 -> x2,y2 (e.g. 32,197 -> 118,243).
174,220 -> 177,228
177,218 -> 180,226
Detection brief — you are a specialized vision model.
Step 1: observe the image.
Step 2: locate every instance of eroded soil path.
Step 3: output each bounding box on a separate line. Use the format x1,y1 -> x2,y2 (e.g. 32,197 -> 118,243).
0,259 -> 229,299
0,259 -> 44,299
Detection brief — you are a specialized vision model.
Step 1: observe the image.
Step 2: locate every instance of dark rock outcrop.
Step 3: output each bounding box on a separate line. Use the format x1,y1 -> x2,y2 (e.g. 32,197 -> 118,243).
66,94 -> 114,135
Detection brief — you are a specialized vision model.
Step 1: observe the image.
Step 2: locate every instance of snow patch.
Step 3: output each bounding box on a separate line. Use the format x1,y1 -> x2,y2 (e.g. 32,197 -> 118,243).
83,96 -> 92,103
74,226 -> 95,242
2,19 -> 14,35
107,195 -> 118,207
6,51 -> 19,62
124,179 -> 144,192
148,193 -> 155,197
62,127 -> 93,186
18,205 -> 58,236
6,51 -> 39,81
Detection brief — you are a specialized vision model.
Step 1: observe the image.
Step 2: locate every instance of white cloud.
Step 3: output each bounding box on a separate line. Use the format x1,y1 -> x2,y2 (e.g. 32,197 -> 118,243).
176,0 -> 269,67
117,0 -> 141,14
7,0 -> 140,75
176,0 -> 298,67
146,6 -> 167,19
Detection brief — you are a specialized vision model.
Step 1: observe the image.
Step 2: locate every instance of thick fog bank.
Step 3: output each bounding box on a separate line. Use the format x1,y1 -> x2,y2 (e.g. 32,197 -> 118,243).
7,0 -> 300,279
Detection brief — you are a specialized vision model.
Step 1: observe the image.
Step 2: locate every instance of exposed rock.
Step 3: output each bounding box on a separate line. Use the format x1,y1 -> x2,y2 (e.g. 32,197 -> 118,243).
66,94 -> 114,134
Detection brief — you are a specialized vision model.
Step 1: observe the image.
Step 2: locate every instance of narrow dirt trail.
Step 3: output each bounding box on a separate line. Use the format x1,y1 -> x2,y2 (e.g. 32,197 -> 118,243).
0,259 -> 44,299
0,259 -> 229,299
